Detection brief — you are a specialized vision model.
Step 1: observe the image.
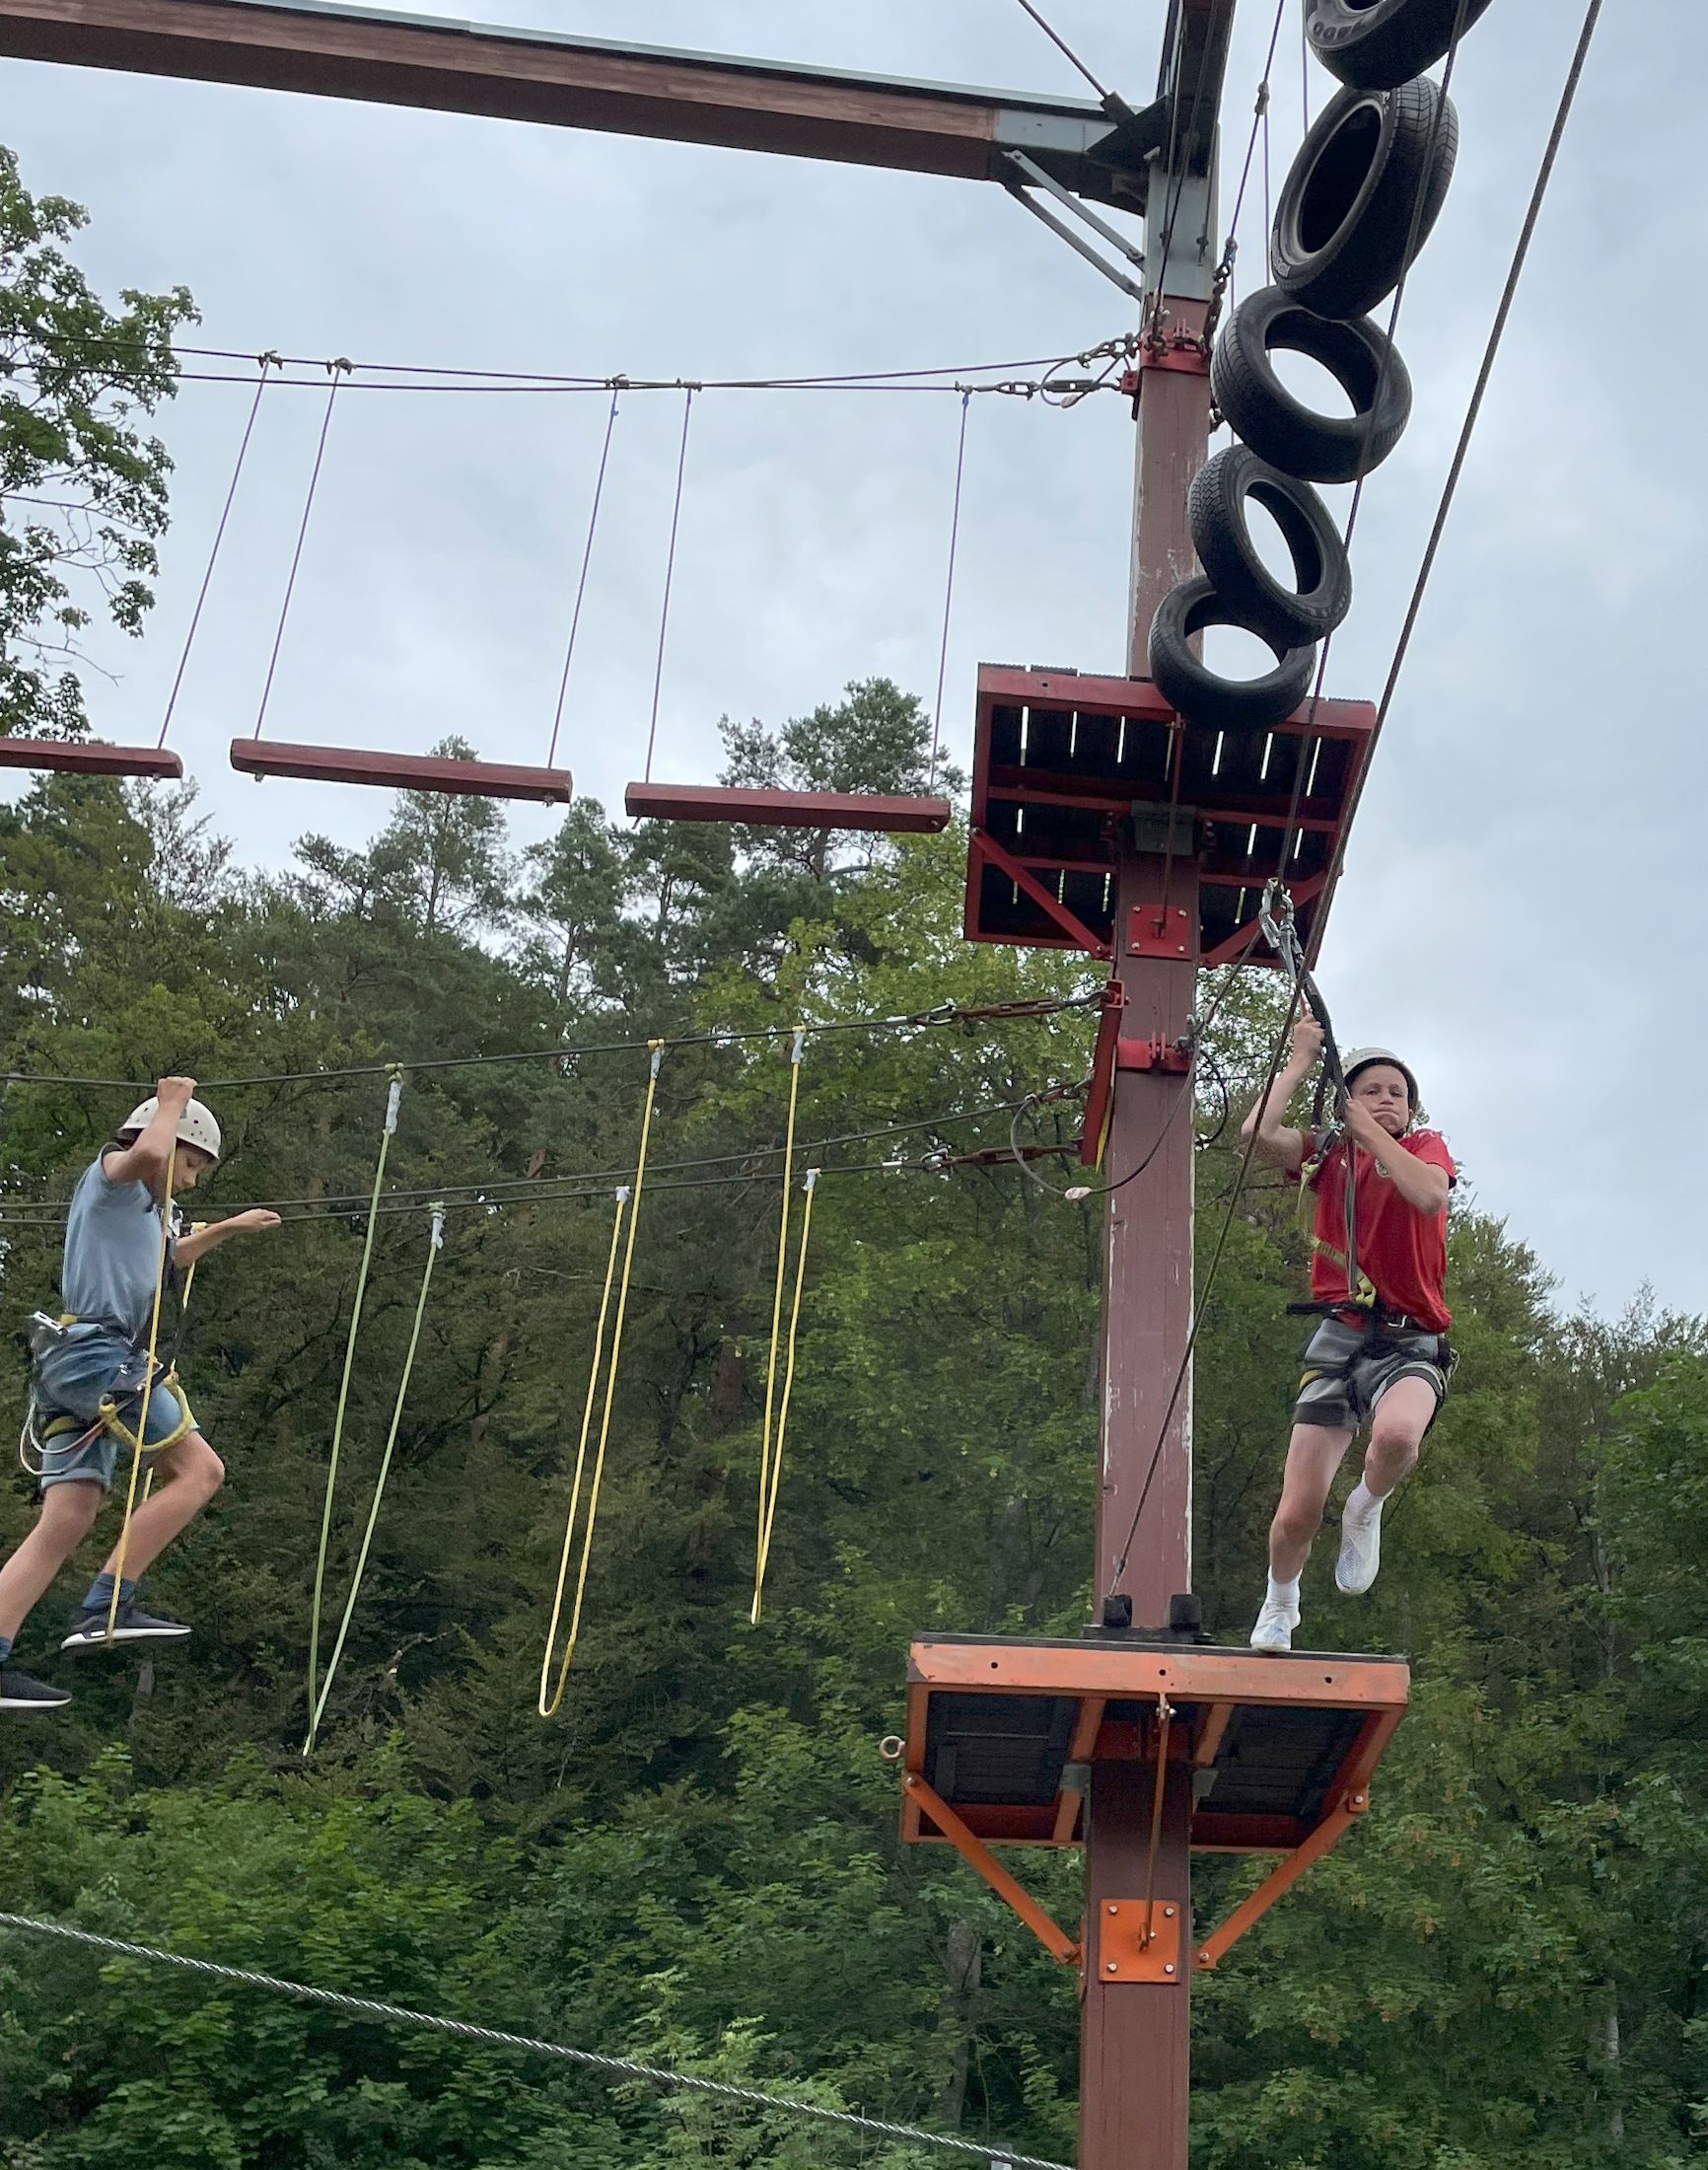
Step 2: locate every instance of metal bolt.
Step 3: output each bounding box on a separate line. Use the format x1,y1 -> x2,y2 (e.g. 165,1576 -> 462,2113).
1106,1960 -> 1118,1974
1164,1905 -> 1175,1917
1165,1963 -> 1175,1975
1106,1903 -> 1118,1916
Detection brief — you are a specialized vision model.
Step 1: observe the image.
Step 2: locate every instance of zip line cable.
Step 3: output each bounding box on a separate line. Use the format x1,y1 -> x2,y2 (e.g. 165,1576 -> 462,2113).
929,390 -> 971,793
304,1072 -> 400,1755
309,1200 -> 444,1746
535,1046 -> 665,1710
0,1912 -> 1070,2170
1011,0 -> 1114,102
250,360 -> 349,746
546,386 -> 619,770
1309,0 -> 1604,960
643,388 -> 693,786
0,988 -> 1103,1096
156,355 -> 276,748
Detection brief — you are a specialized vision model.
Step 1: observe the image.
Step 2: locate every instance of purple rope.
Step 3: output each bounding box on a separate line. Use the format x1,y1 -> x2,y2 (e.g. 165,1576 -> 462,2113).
928,391 -> 971,793
159,356 -> 274,748
252,363 -> 347,742
643,386 -> 694,786
547,388 -> 620,770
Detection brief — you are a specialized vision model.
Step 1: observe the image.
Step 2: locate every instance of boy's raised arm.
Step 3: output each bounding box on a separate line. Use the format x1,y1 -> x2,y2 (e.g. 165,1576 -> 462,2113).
1240,1013 -> 1322,1173
102,1077 -> 196,1187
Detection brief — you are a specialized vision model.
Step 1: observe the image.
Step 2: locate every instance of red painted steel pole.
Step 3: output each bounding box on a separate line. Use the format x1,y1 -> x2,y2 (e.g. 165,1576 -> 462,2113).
1079,240 -> 1213,2166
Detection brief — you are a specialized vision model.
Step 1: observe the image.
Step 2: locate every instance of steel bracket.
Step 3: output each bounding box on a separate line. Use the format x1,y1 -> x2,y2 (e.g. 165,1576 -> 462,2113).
1093,1899 -> 1182,1985
1127,903 -> 1193,960
1117,1034 -> 1192,1076
1194,1787 -> 1371,1971
902,1773 -> 1082,1968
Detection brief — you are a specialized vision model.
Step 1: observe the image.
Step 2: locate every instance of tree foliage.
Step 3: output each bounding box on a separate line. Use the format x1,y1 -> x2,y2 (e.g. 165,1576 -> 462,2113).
0,711 -> 1704,2166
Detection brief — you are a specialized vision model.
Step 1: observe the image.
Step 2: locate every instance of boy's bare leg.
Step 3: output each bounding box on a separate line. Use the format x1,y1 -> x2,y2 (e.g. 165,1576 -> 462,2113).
1335,1375 -> 1438,1595
1269,1420 -> 1356,1583
96,1431 -> 225,1585
0,1482 -> 104,1643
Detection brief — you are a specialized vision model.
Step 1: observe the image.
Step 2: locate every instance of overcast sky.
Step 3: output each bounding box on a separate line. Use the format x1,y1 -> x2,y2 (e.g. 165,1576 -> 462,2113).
1,0 -> 1690,1321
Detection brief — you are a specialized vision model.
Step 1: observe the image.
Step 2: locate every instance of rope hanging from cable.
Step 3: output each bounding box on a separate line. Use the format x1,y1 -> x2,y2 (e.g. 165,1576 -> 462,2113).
252,358 -> 350,745
537,1044 -> 665,1716
750,1028 -> 815,1626
642,386 -> 694,785
929,391 -> 970,794
158,352 -> 277,749
309,1200 -> 445,1747
304,1069 -> 400,1754
547,386 -> 619,770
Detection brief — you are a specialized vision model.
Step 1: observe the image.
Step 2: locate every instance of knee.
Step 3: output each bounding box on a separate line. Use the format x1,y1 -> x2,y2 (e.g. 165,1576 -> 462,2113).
186,1435 -> 225,1501
1369,1422 -> 1421,1476
45,1483 -> 103,1541
1271,1498 -> 1323,1553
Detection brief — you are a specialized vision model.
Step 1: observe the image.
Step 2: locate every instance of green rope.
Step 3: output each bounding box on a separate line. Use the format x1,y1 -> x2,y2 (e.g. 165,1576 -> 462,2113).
305,1070 -> 401,1754
309,1201 -> 443,1747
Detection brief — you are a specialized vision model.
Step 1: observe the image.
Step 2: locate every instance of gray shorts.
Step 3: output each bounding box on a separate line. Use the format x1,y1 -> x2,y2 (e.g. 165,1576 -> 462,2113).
32,1326 -> 194,1493
1293,1315 -> 1450,1432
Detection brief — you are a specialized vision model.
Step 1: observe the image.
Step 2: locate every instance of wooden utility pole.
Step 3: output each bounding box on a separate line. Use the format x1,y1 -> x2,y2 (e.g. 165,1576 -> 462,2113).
1081,38 -> 1224,2165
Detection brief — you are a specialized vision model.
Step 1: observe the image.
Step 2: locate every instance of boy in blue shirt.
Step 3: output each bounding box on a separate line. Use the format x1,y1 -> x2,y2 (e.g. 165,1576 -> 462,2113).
0,1076 -> 279,1712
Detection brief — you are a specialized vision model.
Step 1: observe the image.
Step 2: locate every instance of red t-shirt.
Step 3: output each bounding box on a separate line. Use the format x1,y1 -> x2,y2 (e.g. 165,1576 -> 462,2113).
1300,1127 -> 1455,1332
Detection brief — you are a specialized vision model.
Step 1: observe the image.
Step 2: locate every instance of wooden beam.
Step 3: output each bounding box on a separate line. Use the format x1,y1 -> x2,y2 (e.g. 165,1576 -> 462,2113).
0,0 -> 1144,200
625,781 -> 951,833
230,738 -> 572,803
0,737 -> 182,779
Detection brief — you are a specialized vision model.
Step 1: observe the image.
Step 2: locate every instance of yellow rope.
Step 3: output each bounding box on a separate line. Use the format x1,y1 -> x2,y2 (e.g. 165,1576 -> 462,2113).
535,1044 -> 665,1716
142,1221 -> 204,1511
751,1029 -> 804,1623
536,1186 -> 627,1717
310,1203 -> 445,1744
305,1070 -> 401,1756
751,1165 -> 818,1624
105,1140 -> 177,1643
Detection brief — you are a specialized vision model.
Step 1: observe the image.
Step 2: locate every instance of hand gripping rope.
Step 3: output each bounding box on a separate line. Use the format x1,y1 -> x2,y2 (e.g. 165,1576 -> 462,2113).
308,1201 -> 445,1748
537,1044 -> 665,1716
305,1069 -> 401,1755
1259,877 -> 1361,1299
103,1140 -> 179,1645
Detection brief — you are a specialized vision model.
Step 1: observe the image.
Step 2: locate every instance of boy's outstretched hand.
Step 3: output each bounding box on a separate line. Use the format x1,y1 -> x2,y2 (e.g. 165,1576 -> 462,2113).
1291,1012 -> 1324,1067
224,1209 -> 282,1234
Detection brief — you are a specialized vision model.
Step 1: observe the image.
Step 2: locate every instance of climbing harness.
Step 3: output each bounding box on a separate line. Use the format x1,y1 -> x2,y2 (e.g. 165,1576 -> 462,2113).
305,1070 -> 401,1754
536,1045 -> 665,1716
752,1165 -> 819,1625
309,1202 -> 445,1747
103,1141 -> 178,1645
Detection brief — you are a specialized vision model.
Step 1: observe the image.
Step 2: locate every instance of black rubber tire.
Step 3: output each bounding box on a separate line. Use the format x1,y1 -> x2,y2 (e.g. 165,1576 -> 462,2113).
1147,576 -> 1317,734
1271,76 -> 1458,321
1188,448 -> 1352,651
1211,285 -> 1412,483
1306,0 -> 1496,92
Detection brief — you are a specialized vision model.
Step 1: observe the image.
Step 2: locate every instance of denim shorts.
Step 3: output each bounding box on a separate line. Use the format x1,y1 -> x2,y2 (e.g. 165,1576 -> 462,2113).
32,1326 -> 192,1493
1293,1315 -> 1450,1432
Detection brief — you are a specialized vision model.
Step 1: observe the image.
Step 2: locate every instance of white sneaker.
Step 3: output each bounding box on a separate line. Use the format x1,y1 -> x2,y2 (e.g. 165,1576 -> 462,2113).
1335,1491 -> 1385,1595
1249,1597 -> 1299,1652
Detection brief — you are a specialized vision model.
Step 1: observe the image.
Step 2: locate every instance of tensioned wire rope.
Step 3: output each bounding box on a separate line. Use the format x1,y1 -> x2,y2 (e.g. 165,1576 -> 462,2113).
1308,0 -> 1605,958
0,1911 -> 1070,2170
0,987 -> 1104,1095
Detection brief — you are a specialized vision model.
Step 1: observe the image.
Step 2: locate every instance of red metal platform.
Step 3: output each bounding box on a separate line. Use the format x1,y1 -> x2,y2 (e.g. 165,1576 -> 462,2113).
0,737 -> 183,780
231,739 -> 573,802
965,666 -> 1374,965
624,781 -> 952,832
898,1632 -> 1408,1971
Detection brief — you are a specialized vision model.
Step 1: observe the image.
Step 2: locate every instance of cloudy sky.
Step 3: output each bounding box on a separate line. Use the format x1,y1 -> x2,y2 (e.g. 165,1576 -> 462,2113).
1,0 -> 1689,1320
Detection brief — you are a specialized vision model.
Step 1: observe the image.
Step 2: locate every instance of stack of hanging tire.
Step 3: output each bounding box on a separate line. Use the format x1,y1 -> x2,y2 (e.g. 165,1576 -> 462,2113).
1148,0 -> 1493,733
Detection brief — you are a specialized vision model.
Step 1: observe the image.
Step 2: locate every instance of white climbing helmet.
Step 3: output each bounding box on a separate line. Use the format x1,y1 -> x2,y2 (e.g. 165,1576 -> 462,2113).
117,1094 -> 223,1164
1341,1047 -> 1419,1111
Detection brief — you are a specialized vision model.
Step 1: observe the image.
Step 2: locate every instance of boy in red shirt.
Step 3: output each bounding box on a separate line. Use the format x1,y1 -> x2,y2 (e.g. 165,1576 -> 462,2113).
1242,1016 -> 1455,1652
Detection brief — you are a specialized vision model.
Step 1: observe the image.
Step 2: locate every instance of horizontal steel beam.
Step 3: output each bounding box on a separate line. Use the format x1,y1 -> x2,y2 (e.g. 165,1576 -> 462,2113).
0,0 -> 1153,203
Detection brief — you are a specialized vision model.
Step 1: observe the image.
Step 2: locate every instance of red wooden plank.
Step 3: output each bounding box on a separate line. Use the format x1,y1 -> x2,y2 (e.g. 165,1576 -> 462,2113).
624,781 -> 951,832
0,737 -> 183,779
230,739 -> 572,803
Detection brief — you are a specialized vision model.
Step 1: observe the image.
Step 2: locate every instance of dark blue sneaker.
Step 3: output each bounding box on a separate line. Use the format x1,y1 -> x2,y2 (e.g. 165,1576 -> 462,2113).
62,1602 -> 191,1652
0,1668 -> 72,1710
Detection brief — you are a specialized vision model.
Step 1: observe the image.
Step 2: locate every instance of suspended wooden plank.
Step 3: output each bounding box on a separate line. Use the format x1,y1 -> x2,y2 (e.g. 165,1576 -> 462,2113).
231,739 -> 573,804
625,781 -> 952,832
0,737 -> 183,779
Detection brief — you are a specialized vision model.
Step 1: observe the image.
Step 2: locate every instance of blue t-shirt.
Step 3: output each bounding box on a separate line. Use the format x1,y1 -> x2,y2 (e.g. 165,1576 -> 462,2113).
62,1155 -> 174,1341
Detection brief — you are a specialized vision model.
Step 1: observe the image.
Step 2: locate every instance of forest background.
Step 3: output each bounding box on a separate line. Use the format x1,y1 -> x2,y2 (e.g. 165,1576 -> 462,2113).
2,139 -> 1707,2170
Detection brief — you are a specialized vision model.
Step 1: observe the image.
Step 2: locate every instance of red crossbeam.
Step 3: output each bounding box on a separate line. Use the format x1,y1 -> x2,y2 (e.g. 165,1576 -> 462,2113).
0,737 -> 183,779
231,740 -> 572,803
624,781 -> 952,832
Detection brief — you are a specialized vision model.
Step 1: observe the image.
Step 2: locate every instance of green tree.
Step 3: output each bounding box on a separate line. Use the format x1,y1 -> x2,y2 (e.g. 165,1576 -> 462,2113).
0,142 -> 195,738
